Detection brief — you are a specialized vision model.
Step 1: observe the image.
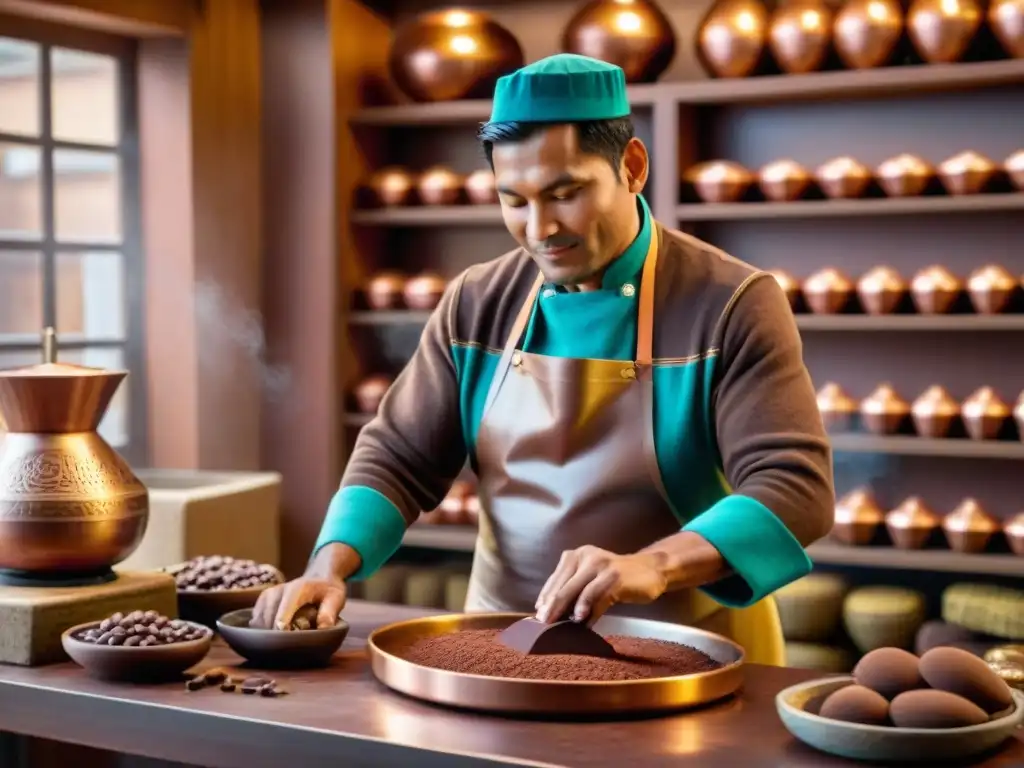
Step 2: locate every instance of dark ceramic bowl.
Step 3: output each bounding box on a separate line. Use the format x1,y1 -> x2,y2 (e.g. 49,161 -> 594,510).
61,620 -> 213,682
217,608 -> 349,669
163,563 -> 285,630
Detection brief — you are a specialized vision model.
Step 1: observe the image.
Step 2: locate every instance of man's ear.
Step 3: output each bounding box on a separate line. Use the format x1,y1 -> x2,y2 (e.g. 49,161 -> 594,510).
622,137 -> 649,193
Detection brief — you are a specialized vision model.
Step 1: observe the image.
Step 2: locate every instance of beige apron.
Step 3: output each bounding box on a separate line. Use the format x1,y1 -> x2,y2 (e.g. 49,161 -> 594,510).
466,231 -> 728,632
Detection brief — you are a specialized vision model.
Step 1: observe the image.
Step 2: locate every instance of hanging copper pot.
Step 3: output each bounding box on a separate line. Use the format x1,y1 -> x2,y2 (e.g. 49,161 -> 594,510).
1005,512 -> 1024,555
937,150 -> 997,196
815,156 -> 873,199
366,271 -> 408,310
684,160 -> 755,203
885,497 -> 940,550
817,382 -> 858,432
388,10 -> 525,103
833,488 -> 884,546
910,265 -> 962,314
464,169 -> 498,205
990,0 -> 1024,58
876,153 -> 934,197
561,0 -> 677,83
856,266 -> 907,315
961,386 -> 1011,440
363,167 -> 418,207
942,498 -> 1000,553
768,0 -> 833,74
833,0 -> 904,69
1015,390 -> 1024,441
353,374 -> 394,414
770,269 -> 802,309
1005,149 -> 1024,190
966,264 -> 1017,314
758,159 -> 812,201
417,166 -> 465,206
911,385 -> 961,438
803,267 -> 854,314
906,0 -> 983,63
696,0 -> 770,78
860,383 -> 911,435
403,272 -> 447,311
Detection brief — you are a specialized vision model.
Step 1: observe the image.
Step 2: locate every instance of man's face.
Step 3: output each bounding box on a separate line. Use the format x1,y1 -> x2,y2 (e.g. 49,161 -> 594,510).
492,125 -> 647,287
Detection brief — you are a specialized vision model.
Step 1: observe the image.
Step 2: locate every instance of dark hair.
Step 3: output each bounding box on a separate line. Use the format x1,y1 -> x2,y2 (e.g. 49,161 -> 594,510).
477,117 -> 635,175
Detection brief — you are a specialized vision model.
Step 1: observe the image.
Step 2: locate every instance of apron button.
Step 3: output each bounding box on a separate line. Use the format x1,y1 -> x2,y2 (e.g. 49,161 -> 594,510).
512,352 -> 523,367
621,366 -> 636,379
621,283 -> 636,298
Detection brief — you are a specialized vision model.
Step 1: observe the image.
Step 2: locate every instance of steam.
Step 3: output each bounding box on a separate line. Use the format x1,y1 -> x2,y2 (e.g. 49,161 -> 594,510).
832,449 -> 897,500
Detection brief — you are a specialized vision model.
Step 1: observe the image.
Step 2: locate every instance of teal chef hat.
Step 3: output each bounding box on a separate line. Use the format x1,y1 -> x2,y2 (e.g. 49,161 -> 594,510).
488,53 -> 630,124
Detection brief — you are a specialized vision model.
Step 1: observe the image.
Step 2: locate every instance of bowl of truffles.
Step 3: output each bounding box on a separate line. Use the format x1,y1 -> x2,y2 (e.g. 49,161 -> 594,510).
776,646 -> 1023,763
164,555 -> 284,628
62,610 -> 213,682
216,606 -> 349,669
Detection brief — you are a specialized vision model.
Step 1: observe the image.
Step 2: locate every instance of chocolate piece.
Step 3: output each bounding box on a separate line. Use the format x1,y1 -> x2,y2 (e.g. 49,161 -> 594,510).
203,668 -> 228,685
74,611 -> 212,647
889,689 -> 989,729
498,618 -> 617,658
853,647 -> 924,701
241,677 -> 272,694
220,680 -> 237,692
290,605 -> 318,632
186,677 -> 206,691
172,555 -> 281,592
819,685 -> 890,725
919,646 -> 1014,714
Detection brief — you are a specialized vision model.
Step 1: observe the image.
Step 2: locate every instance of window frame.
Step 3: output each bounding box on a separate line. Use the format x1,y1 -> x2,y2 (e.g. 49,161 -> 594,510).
0,13 -> 147,466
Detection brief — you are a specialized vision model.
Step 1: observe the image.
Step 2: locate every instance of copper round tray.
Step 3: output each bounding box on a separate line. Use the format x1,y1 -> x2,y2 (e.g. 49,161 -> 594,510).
366,612 -> 745,716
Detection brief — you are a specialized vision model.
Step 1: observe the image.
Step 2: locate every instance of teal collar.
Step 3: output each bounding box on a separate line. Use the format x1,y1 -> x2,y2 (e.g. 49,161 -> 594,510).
601,194 -> 651,291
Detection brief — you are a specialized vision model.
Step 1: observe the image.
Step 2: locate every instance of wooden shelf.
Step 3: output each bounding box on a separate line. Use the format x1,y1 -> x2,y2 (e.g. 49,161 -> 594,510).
343,413 -> 373,427
350,310 -> 432,325
350,206 -> 502,226
831,434 -> 1024,460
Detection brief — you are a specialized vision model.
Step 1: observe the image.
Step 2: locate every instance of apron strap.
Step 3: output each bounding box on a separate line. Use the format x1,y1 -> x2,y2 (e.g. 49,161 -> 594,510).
482,270 -> 544,417
635,225 -> 659,367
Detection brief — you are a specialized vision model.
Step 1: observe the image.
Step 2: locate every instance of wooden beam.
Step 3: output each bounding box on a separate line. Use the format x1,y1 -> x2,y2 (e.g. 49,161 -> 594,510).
0,0 -> 189,36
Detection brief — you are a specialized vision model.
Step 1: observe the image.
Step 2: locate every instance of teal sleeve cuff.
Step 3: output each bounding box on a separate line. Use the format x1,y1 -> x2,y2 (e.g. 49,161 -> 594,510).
683,494 -> 812,608
313,486 -> 408,581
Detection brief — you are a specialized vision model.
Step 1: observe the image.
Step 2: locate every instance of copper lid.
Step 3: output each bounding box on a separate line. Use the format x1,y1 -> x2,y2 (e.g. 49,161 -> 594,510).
967,264 -> 1017,292
759,159 -> 810,183
943,498 -> 1000,534
418,166 -> 464,191
939,150 -> 996,175
370,166 -> 417,191
684,160 -> 754,184
860,383 -> 910,416
857,265 -> 906,294
803,267 -> 854,293
962,386 -> 1011,419
886,497 -> 940,529
815,156 -> 871,181
911,385 -> 960,417
911,264 -> 962,293
817,382 -> 857,414
876,153 -> 933,179
404,272 -> 447,293
835,488 -> 884,525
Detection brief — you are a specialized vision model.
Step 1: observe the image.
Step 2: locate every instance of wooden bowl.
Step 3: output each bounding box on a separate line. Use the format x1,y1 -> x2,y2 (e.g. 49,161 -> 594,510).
217,608 -> 349,669
61,619 -> 213,682
165,562 -> 285,630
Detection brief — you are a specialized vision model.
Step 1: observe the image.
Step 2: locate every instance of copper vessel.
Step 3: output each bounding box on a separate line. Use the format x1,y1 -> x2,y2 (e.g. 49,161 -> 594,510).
986,646 -> 1024,690
910,265 -> 962,314
561,0 -> 677,83
832,488 -> 884,546
1005,512 -> 1024,555
966,264 -> 1017,315
885,497 -> 940,550
911,385 -> 961,438
906,0 -> 983,63
937,150 -> 997,196
1015,391 -> 1024,442
814,156 -> 873,199
802,267 -> 854,314
464,168 -> 497,205
684,161 -> 754,203
876,154 -> 934,197
833,0 -> 904,69
770,269 -> 801,310
1005,149 -> 1024,190
366,271 -> 408,310
417,166 -> 464,206
758,159 -> 811,202
403,272 -> 447,311
768,0 -> 833,74
0,329 -> 148,585
816,382 -> 858,432
353,375 -> 393,414
990,0 -> 1024,57
941,498 -> 1000,553
856,266 -> 907,315
696,0 -> 770,78
860,383 -> 910,435
387,10 -> 524,103
438,480 -> 473,525
961,386 -> 1011,441
363,167 -> 417,207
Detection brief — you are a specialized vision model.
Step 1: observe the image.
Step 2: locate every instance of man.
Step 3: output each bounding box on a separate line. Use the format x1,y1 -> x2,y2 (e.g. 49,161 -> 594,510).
254,54 -> 834,637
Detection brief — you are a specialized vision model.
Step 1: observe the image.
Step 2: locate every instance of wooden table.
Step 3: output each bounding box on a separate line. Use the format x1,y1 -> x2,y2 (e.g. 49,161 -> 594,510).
0,600 -> 1021,768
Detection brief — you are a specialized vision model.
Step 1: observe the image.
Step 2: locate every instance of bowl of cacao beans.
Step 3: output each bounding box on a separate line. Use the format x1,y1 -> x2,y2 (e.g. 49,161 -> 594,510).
216,607 -> 349,669
163,555 -> 284,629
62,610 -> 214,682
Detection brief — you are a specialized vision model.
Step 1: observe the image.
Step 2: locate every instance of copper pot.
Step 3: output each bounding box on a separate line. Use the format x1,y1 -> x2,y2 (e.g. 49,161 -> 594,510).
463,494 -> 481,526
696,0 -> 770,78
366,271 -> 408,310
353,374 -> 393,414
885,497 -> 940,550
363,167 -> 417,207
817,382 -> 858,432
856,266 -> 907,315
961,386 -> 1010,440
911,385 -> 961,438
387,10 -> 525,103
758,159 -> 811,202
860,383 -> 911,435
906,0 -> 983,63
937,150 -> 997,196
876,153 -> 934,197
684,160 -> 754,203
768,0 -> 833,74
403,272 -> 447,311
990,0 -> 1024,57
910,265 -> 962,314
967,264 -> 1017,314
561,0 -> 677,83
417,166 -> 464,206
815,156 -> 872,199
0,331 -> 149,581
833,0 -> 904,69
803,267 -> 854,314
942,498 -> 1000,553
1005,149 -> 1024,190
770,269 -> 802,310
464,168 -> 497,205
832,488 -> 884,546
1005,512 -> 1024,555
1015,391 -> 1024,442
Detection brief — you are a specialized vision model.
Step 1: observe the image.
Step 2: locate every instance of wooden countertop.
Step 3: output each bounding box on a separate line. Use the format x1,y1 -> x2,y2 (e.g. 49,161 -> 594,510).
0,600 -> 1021,768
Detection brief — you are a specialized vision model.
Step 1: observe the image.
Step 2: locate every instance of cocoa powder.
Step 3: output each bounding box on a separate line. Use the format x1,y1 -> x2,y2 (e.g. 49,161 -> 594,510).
399,628 -> 722,681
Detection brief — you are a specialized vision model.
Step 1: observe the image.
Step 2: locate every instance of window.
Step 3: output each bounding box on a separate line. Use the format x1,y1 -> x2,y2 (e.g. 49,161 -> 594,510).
0,23 -> 145,464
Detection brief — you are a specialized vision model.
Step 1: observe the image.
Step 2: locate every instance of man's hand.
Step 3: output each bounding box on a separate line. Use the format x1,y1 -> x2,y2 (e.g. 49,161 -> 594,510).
251,575 -> 348,630
534,545 -> 667,625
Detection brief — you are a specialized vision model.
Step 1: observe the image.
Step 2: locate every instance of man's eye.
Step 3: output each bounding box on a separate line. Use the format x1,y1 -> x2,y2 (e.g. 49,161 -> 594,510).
551,188 -> 579,201
500,196 -> 527,208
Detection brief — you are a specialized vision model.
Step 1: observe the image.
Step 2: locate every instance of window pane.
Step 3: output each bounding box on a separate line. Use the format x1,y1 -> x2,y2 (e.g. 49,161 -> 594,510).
51,48 -> 118,146
59,346 -> 129,448
0,38 -> 40,137
0,142 -> 42,240
0,349 -> 45,433
53,149 -> 121,243
56,251 -> 125,340
0,250 -> 43,336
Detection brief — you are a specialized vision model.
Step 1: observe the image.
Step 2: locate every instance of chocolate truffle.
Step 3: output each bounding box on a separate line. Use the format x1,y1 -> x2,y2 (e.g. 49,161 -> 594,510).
853,647 -> 924,700
919,646 -> 1014,714
889,689 -> 989,729
819,685 -> 890,725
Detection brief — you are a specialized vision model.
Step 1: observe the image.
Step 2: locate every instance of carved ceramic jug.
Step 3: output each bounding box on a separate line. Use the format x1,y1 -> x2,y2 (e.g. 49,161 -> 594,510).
0,329 -> 148,584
